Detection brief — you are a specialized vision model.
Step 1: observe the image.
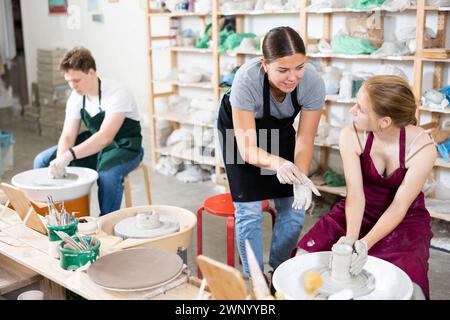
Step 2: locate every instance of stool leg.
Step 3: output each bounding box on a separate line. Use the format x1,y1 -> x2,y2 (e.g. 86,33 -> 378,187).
226,216 -> 235,267
124,176 -> 132,208
196,206 -> 203,278
265,207 -> 277,230
141,164 -> 152,205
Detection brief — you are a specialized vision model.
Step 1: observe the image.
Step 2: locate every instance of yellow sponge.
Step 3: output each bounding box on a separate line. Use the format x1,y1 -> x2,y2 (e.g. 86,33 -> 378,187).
304,271 -> 323,295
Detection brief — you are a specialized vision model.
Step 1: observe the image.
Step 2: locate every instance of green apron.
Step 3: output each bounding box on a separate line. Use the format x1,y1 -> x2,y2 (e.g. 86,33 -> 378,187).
51,79 -> 142,171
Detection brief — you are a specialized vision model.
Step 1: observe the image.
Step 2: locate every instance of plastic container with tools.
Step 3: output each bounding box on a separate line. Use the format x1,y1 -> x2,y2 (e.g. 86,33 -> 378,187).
47,219 -> 78,258
59,235 -> 100,271
47,219 -> 79,241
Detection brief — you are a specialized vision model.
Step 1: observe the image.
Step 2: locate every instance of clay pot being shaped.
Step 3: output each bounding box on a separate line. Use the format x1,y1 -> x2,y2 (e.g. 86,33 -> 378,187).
330,243 -> 353,283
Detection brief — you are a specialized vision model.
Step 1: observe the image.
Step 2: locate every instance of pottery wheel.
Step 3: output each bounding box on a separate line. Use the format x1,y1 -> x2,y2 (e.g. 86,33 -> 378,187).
32,173 -> 79,187
87,248 -> 184,291
114,216 -> 180,239
302,266 -> 376,298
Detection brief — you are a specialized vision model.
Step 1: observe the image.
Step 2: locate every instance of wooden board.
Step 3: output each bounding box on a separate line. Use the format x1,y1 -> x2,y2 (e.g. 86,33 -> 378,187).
0,183 -> 47,235
197,255 -> 247,300
417,48 -> 450,59
0,255 -> 41,295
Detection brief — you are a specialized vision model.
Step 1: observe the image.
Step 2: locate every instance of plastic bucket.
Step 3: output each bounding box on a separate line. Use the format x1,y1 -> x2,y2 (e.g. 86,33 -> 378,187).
59,236 -> 100,271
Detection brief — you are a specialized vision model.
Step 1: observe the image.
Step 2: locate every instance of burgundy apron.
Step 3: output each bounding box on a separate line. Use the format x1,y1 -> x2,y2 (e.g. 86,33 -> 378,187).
295,127 -> 433,298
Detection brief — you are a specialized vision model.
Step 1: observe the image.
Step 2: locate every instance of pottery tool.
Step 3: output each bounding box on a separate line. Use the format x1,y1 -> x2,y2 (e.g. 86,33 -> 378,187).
46,197 -> 76,228
245,240 -> 274,300
54,230 -> 83,251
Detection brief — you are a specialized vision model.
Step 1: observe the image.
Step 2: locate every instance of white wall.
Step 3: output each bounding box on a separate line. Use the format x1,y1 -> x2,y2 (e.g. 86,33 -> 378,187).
20,0 -> 151,124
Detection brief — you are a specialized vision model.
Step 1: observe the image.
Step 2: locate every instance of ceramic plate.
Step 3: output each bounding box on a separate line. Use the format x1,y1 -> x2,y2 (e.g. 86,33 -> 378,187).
114,216 -> 180,239
87,248 -> 184,291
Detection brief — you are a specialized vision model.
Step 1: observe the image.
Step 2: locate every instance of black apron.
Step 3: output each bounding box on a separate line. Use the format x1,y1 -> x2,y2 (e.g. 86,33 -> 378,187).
51,79 -> 142,171
217,74 -> 302,202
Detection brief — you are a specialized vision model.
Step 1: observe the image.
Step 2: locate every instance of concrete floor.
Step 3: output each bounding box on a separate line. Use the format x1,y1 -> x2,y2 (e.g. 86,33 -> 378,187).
1,116 -> 449,300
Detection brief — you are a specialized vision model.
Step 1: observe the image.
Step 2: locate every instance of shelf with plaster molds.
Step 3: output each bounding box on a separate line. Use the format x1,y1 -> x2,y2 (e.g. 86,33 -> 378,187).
148,12 -> 210,18
153,79 -> 214,89
307,52 -> 416,61
429,211 -> 450,222
306,5 -> 450,14
218,10 -> 299,16
314,141 -> 340,150
315,184 -> 347,197
306,6 -> 417,13
222,50 -> 262,57
154,112 -> 214,128
326,95 -> 356,104
150,46 -> 213,54
418,105 -> 450,114
156,147 -> 219,167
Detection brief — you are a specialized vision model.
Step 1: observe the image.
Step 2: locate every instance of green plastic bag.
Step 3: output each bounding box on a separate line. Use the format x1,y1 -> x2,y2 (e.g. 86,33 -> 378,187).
332,35 -> 377,55
219,33 -> 257,53
195,23 -> 212,49
348,0 -> 385,9
324,168 -> 346,187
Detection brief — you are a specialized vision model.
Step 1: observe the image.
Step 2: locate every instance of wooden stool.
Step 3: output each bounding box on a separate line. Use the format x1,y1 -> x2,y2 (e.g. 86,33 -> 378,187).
123,163 -> 152,208
196,193 -> 276,278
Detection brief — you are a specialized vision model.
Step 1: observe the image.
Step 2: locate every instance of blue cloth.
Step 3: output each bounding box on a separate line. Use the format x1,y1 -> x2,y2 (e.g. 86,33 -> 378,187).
234,197 -> 305,276
437,137 -> 450,162
439,85 -> 450,102
33,146 -> 144,215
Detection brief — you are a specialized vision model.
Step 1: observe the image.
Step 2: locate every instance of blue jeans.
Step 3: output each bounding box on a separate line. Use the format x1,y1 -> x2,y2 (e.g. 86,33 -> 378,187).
33,146 -> 144,216
234,197 -> 305,277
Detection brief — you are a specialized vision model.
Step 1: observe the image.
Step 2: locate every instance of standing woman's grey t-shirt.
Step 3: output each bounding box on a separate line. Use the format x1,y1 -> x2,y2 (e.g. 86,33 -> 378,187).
230,57 -> 326,119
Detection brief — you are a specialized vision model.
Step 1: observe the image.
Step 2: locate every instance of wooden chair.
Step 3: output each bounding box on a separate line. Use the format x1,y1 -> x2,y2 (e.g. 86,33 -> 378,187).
123,163 -> 152,208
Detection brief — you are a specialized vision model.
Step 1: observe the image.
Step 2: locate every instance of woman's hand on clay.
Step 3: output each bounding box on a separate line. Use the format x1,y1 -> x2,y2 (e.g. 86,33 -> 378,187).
328,236 -> 355,268
49,152 -> 72,179
350,239 -> 368,276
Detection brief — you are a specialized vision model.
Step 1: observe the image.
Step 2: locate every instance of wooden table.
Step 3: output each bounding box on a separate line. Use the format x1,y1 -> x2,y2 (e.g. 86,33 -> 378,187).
0,207 -> 202,300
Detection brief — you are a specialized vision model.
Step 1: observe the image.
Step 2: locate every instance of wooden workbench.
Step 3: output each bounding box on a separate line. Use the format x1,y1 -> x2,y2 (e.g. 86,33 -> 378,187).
0,207 -> 202,300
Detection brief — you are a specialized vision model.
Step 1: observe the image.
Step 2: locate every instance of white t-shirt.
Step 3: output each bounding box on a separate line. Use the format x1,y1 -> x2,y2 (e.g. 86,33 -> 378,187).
65,78 -> 140,121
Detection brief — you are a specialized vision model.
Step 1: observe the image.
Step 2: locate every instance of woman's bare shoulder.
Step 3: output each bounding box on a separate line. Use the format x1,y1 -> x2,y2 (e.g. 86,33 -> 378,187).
340,123 -> 365,155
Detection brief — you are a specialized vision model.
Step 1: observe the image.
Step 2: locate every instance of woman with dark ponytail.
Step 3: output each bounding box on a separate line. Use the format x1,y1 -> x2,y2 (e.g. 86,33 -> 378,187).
294,76 -> 437,299
216,26 -> 325,278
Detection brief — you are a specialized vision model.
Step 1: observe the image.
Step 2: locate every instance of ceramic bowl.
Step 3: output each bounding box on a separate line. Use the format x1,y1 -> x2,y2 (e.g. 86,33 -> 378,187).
178,72 -> 202,83
17,290 -> 44,300
77,217 -> 98,235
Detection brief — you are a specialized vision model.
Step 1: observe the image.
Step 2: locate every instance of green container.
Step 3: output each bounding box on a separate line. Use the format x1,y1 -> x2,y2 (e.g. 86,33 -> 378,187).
47,219 -> 78,242
59,236 -> 100,271
352,79 -> 364,98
